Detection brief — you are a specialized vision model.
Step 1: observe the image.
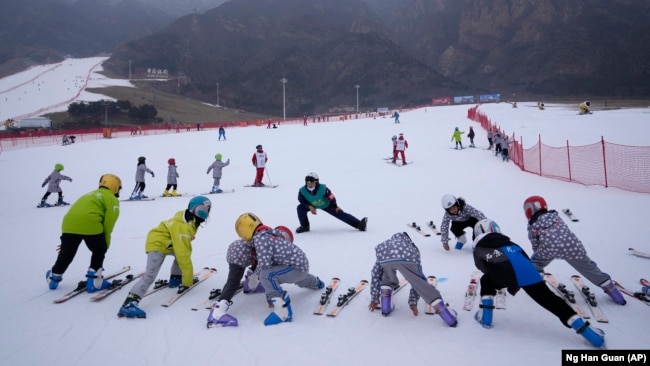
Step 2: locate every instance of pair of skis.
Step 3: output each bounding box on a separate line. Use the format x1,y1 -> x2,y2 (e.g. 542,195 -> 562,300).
53,266 -> 132,303
314,278 -> 368,317
406,221 -> 441,237
545,273 -> 607,322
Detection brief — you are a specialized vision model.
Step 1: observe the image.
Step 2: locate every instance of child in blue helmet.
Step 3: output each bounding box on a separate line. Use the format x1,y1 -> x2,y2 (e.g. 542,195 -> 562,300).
118,196 -> 212,318
206,153 -> 230,193
39,163 -> 73,207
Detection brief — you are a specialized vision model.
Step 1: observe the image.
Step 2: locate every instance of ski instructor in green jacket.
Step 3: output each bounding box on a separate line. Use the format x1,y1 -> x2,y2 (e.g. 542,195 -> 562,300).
46,174 -> 122,293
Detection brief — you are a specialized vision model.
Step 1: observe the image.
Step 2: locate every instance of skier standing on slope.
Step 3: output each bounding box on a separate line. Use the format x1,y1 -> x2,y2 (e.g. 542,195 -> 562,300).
162,158 -> 179,197
439,194 -> 487,251
451,127 -> 465,149
251,145 -> 267,187
295,172 -> 368,233
523,195 -> 626,305
130,156 -> 154,199
207,226 -> 294,327
368,232 -> 458,327
392,133 -> 408,164
39,163 -> 72,207
234,213 -> 324,326
118,196 -> 212,318
46,174 -> 122,292
472,219 -> 606,349
206,153 -> 230,193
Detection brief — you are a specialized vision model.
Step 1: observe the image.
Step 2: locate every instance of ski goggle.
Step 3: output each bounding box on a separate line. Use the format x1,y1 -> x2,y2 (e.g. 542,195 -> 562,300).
305,177 -> 317,183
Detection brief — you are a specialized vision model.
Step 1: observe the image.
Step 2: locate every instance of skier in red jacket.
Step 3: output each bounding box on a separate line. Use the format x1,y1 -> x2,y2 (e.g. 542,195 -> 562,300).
251,145 -> 268,187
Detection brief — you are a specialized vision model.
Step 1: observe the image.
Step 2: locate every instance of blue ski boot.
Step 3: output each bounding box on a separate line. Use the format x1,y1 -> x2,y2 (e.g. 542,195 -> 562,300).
264,293 -> 293,326
55,197 -> 69,206
86,268 -> 111,293
38,201 -> 51,208
474,296 -> 495,328
118,294 -> 146,318
168,274 -> 182,288
569,315 -> 605,348
46,270 -> 62,290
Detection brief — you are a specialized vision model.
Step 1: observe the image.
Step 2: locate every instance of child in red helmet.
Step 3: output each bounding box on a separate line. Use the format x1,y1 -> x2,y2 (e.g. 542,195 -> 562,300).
163,158 -> 179,197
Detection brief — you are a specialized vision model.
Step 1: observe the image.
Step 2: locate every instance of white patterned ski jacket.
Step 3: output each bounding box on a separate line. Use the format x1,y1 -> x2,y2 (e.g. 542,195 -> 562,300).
526,209 -> 587,260
370,232 -> 421,304
250,227 -> 309,272
42,170 -> 72,193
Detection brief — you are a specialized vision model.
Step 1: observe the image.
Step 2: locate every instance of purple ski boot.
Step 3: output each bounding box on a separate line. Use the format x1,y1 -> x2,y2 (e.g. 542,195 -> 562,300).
380,285 -> 394,316
207,300 -> 238,328
432,299 -> 458,327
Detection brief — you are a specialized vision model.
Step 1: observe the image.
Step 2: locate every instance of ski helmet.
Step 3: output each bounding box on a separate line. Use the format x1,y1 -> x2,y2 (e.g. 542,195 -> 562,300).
54,163 -> 64,171
523,196 -> 547,219
215,153 -> 222,161
98,174 -> 122,197
168,158 -> 176,165
441,194 -> 458,210
138,156 -> 146,163
235,212 -> 263,241
275,225 -> 294,243
188,196 -> 212,220
305,172 -> 319,182
391,135 -> 397,141
474,219 -> 501,236
256,144 -> 263,150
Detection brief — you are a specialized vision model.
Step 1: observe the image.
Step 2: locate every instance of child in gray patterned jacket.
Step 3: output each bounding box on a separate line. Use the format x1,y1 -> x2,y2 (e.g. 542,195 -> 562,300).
524,195 -> 626,306
39,163 -> 72,207
163,158 -> 179,197
130,156 -> 154,200
206,153 -> 230,193
368,232 -> 457,327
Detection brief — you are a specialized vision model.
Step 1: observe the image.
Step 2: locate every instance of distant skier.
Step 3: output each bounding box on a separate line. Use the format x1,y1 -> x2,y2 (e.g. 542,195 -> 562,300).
523,196 -> 626,305
472,219 -> 605,349
451,127 -> 464,149
468,126 -> 475,148
439,194 -> 487,251
392,133 -> 408,164
487,128 -> 494,150
163,158 -> 179,197
206,153 -> 230,193
218,126 -> 226,141
393,111 -> 400,123
579,101 -> 591,115
130,156 -> 154,200
367,232 -> 458,327
39,163 -> 72,207
251,145 -> 267,187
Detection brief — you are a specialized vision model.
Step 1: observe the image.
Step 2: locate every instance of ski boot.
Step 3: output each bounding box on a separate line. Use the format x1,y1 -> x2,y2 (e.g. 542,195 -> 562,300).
474,295 -> 495,328
600,280 -> 626,305
207,300 -> 238,327
86,268 -> 111,293
568,315 -> 605,348
243,269 -> 264,293
264,293 -> 293,326
171,190 -> 179,196
38,200 -> 51,208
380,285 -> 394,316
357,217 -> 368,232
295,225 -> 310,234
118,294 -> 146,318
455,234 -> 467,250
215,188 -> 223,193
315,277 -> 325,290
55,197 -> 68,206
163,190 -> 170,197
130,193 -> 141,200
210,186 -> 218,193
46,270 -> 62,290
432,299 -> 458,327
168,274 -> 182,288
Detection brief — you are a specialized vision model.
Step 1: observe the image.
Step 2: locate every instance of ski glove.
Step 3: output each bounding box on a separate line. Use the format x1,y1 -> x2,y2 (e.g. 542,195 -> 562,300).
151,172 -> 155,178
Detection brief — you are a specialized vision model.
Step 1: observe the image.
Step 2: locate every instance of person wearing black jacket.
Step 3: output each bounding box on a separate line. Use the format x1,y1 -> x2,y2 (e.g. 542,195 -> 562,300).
472,219 -> 605,349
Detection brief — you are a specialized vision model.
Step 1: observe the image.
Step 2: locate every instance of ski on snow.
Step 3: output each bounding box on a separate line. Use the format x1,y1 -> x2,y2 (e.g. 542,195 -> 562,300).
90,272 -> 145,301
407,222 -> 430,237
374,278 -> 409,310
562,209 -> 579,222
159,193 -> 196,198
544,273 -> 589,318
326,280 -> 368,317
462,271 -> 482,311
201,189 -> 235,195
145,268 -> 209,298
571,275 -> 607,323
612,280 -> 650,306
53,266 -> 131,304
628,247 -> 650,259
314,277 -> 341,315
161,268 -> 217,307
191,281 -> 244,311
426,221 -> 442,235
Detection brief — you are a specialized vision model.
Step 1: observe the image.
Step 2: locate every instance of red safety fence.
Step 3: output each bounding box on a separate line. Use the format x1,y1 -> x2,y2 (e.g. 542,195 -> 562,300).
467,105 -> 650,194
